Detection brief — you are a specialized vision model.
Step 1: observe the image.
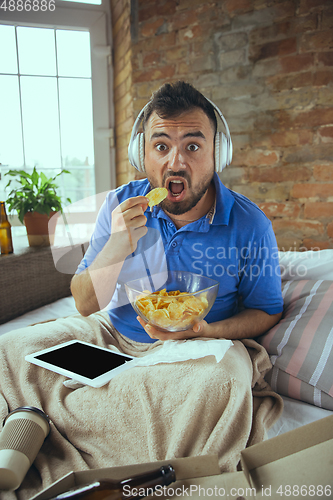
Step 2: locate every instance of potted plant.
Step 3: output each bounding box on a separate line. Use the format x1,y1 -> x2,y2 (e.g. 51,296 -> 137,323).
5,167 -> 71,247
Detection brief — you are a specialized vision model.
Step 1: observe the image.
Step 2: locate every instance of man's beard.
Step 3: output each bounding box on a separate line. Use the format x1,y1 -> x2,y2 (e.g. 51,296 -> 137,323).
147,170 -> 214,216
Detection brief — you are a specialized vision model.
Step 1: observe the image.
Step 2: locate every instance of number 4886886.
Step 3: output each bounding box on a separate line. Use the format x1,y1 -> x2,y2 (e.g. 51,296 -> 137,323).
0,0 -> 55,11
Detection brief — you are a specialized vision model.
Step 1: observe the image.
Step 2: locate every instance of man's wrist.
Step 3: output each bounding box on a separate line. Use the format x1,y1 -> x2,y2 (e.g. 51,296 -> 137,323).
202,321 -> 224,339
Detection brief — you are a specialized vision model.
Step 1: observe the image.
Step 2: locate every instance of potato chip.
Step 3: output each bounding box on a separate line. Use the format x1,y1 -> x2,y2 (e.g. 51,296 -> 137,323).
135,288 -> 209,330
146,188 -> 168,209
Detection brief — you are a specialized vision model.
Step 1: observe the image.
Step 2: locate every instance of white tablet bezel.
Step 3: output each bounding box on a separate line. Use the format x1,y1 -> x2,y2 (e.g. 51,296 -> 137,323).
25,340 -> 137,388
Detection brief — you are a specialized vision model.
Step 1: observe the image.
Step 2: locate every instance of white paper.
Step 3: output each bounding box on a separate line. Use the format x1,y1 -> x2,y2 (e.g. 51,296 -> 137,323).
134,339 -> 233,367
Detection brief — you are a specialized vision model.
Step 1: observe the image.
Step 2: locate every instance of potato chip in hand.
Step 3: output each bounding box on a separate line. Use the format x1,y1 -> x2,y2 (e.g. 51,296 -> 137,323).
146,188 -> 168,210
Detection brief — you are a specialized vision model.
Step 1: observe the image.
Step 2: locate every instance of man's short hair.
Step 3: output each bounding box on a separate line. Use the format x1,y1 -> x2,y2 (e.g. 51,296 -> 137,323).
143,81 -> 217,134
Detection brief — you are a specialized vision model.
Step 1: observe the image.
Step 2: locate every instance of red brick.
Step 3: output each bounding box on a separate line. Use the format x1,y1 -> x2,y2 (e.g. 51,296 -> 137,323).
302,239 -> 330,250
291,183 -> 333,199
299,0 -> 332,15
267,72 -> 313,91
249,166 -> 311,183
249,22 -> 290,46
298,130 -> 314,145
170,10 -> 198,30
138,3 -> 156,23
293,108 -> 333,128
177,61 -> 191,75
253,130 -> 313,148
304,202 -> 333,218
233,149 -> 280,167
313,70 -> 333,86
164,46 -> 188,62
273,219 -> 325,236
258,202 -> 301,218
133,32 -> 177,53
276,237 -> 304,251
250,14 -> 316,46
313,163 -> 333,181
318,52 -> 333,66
133,65 -> 175,83
143,52 -> 162,67
300,30 -> 333,52
178,24 -> 203,43
318,126 -> 333,143
328,221 -> 333,238
279,54 -> 315,73
322,7 -> 333,29
291,13 -> 318,33
224,0 -> 253,15
157,0 -> 177,17
141,18 -> 166,38
272,1 -> 297,21
249,38 -> 297,62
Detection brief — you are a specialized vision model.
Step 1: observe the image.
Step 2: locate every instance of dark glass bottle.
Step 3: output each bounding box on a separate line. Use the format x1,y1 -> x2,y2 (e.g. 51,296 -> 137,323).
0,201 -> 13,255
48,465 -> 176,500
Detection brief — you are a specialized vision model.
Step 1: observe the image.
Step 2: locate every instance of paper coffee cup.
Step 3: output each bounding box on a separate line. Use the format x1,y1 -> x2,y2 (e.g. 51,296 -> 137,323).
0,406 -> 50,491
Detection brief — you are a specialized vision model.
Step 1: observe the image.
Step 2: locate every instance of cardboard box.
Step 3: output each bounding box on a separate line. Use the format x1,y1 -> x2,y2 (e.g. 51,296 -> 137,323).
241,414 -> 333,499
31,454 -> 221,500
32,416 -> 333,500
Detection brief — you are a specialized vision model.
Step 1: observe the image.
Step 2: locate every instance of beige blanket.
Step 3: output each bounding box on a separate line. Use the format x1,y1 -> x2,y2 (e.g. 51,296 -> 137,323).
0,312 -> 283,499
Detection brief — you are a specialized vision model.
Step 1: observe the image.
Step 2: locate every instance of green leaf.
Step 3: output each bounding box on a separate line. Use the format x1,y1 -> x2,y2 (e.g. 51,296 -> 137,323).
31,167 -> 39,186
40,172 -> 48,187
5,167 -> 72,219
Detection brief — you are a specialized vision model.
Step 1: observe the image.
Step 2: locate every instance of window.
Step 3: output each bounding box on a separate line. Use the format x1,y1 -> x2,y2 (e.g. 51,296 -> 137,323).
0,1 -> 114,223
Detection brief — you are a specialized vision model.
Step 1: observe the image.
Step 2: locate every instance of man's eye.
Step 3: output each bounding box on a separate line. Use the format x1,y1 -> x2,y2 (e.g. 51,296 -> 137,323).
187,143 -> 199,152
156,144 -> 168,152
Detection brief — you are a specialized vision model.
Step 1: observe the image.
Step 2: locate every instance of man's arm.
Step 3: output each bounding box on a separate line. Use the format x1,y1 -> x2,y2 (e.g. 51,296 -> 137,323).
70,243 -> 126,317
71,196 -> 149,317
136,308 -> 283,341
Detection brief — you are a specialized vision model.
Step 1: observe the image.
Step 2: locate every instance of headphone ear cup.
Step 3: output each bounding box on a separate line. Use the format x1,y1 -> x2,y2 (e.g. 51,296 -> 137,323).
129,132 -> 145,172
214,132 -> 228,172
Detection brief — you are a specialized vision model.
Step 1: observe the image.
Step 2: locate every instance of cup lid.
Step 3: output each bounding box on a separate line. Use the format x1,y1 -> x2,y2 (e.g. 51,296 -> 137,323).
3,406 -> 50,430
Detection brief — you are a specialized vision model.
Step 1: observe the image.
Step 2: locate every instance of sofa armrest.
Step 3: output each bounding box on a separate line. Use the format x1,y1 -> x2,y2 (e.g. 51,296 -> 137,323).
0,246 -> 74,324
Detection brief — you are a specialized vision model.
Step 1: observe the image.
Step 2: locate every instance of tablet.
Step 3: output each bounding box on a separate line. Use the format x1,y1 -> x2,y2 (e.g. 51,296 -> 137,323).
25,340 -> 137,388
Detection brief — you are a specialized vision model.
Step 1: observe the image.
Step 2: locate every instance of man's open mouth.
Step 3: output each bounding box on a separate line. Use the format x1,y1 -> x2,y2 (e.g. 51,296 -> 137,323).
167,179 -> 185,198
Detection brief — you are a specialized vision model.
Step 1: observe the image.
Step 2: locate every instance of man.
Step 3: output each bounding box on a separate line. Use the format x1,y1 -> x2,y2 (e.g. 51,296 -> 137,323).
71,81 -> 283,342
0,82 -> 284,497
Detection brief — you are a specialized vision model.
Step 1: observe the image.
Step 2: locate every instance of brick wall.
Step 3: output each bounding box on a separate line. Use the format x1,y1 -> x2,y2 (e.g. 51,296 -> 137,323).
111,0 -> 134,186
111,0 -> 333,250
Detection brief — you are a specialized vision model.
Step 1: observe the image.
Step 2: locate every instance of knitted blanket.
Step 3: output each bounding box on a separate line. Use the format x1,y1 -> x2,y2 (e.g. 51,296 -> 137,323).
0,312 -> 283,499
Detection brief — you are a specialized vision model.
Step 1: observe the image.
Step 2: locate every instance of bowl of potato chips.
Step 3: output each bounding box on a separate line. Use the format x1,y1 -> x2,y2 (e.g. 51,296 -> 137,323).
125,271 -> 219,332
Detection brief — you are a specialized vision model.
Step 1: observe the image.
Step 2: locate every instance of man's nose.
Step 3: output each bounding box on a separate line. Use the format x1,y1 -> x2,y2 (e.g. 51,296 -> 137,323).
169,147 -> 186,170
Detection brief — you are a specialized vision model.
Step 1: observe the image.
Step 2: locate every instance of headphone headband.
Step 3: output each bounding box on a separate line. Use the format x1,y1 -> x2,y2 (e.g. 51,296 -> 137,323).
128,97 -> 233,173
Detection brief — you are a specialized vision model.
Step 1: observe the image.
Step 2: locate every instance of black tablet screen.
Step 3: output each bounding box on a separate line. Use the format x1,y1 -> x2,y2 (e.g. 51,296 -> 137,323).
35,342 -> 132,379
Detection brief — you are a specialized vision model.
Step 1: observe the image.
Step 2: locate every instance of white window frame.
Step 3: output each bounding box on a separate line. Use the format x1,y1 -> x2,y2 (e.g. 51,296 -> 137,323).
0,0 -> 115,218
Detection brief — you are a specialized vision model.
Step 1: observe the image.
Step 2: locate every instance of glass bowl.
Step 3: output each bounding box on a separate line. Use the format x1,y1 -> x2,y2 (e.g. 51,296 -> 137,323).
125,271 -> 219,332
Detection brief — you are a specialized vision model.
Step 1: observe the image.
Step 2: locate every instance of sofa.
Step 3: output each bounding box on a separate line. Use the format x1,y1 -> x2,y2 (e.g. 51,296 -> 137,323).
0,249 -> 332,439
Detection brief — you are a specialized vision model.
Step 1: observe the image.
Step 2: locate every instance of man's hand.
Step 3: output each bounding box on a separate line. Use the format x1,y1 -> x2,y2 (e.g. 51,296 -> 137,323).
136,308 -> 283,341
136,316 -> 209,341
71,196 -> 149,317
110,196 -> 149,257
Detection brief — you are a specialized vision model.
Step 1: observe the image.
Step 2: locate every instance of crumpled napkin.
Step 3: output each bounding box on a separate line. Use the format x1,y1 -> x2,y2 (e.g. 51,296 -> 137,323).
134,338 -> 233,367
63,339 -> 233,388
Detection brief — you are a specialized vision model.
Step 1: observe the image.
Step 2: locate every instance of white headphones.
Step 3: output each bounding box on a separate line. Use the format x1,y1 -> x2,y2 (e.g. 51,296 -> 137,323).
128,97 -> 233,173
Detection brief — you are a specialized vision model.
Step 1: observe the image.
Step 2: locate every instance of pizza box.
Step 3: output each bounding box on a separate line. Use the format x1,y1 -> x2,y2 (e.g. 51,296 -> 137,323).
240,414 -> 333,498
30,454 -> 221,499
31,415 -> 333,499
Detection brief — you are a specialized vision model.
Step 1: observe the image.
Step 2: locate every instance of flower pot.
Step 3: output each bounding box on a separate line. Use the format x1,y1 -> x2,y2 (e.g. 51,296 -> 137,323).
23,211 -> 58,247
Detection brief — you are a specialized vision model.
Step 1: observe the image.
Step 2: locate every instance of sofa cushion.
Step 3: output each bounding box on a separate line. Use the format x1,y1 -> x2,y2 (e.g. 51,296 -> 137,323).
279,250 -> 333,282
258,279 -> 333,410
